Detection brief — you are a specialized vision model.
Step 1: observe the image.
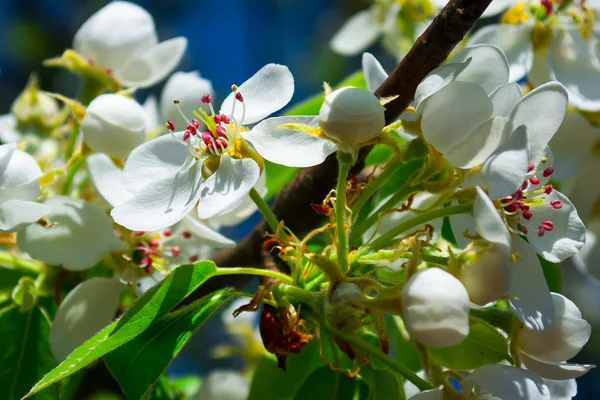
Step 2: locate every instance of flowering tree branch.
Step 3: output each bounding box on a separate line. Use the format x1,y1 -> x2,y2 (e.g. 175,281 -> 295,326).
194,0 -> 493,297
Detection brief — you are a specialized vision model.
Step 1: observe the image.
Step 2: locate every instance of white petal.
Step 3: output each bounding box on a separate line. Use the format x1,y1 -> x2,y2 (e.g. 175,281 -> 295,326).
573,218 -> 600,281
444,116 -> 508,169
178,215 -> 235,248
17,197 -> 126,271
160,71 -> 214,131
112,162 -> 203,231
0,114 -> 22,143
460,245 -> 512,306
243,116 -> 338,167
450,44 -> 510,94
521,354 -> 594,380
408,386 -> 444,400
481,125 -> 530,199
509,237 -> 554,331
525,190 -> 585,263
449,213 -> 477,250
362,52 -> 388,92
330,8 -> 381,56
490,82 -> 523,118
562,155 -> 600,223
197,155 -> 260,219
469,24 -> 533,82
482,0 -> 517,17
142,95 -> 160,130
116,37 -> 188,88
543,378 -> 577,400
50,278 -> 124,361
194,370 -> 249,400
73,1 -> 157,71
549,111 -> 600,180
81,94 -> 146,159
0,199 -> 49,232
463,365 -> 550,400
505,82 -> 568,161
211,171 -> 267,227
87,153 -> 132,207
414,61 -> 469,113
220,64 -> 294,125
549,30 -> 600,111
421,81 -> 494,153
474,187 -> 512,254
0,144 -> 43,190
528,52 -> 552,87
519,293 -> 591,362
122,133 -> 188,193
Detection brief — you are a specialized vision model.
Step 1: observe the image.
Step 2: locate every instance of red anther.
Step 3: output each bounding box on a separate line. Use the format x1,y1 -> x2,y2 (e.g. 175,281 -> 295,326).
215,125 -> 227,138
520,181 -> 529,191
522,205 -> 530,211
134,230 -> 145,236
140,256 -> 153,268
202,130 -> 214,145
538,226 -> 546,237
192,119 -> 200,128
544,185 -> 553,195
201,94 -> 212,103
528,163 -> 535,172
235,92 -> 244,102
523,210 -> 533,220
149,239 -> 160,248
513,201 -> 524,210
503,196 -> 513,203
170,245 -> 181,257
520,225 -> 528,234
182,231 -> 192,239
211,137 -> 228,150
220,114 -> 231,124
543,167 -> 554,177
189,255 -> 198,262
163,228 -> 173,237
542,220 -> 554,230
529,177 -> 541,185
213,114 -> 222,123
186,124 -> 197,136
541,0 -> 553,15
183,130 -> 191,141
506,204 -> 518,213
166,120 -> 175,131
550,199 -> 563,209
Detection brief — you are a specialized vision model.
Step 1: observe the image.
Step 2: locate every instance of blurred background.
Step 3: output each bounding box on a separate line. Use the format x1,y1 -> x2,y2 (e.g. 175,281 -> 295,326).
0,0 -> 598,398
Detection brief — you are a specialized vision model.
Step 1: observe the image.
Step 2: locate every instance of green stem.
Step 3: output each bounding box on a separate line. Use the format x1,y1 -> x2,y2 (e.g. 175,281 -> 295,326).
274,284 -> 321,304
64,121 -> 80,161
359,203 -> 474,255
249,187 -> 280,233
313,313 -> 434,391
335,153 -> 352,272
352,159 -> 402,216
215,266 -> 293,285
357,250 -> 449,266
0,251 -> 43,274
62,155 -> 86,195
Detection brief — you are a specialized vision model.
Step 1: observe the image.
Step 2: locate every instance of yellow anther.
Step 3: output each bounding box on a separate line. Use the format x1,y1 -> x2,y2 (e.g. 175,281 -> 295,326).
541,156 -> 548,163
531,21 -> 554,52
231,84 -> 239,92
510,253 -> 520,263
501,2 -> 529,24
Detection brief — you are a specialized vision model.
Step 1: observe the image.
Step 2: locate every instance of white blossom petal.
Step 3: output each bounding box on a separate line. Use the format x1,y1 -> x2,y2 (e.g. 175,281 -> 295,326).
87,153 -> 132,207
50,278 -> 124,361
528,52 -> 552,88
421,81 -> 494,152
0,144 -> 43,190
525,190 -> 585,263
112,162 -> 203,231
116,37 -> 188,88
408,386 -> 444,400
504,82 -> 568,161
362,52 -> 388,92
509,237 -> 554,331
211,171 -> 267,227
330,8 -> 381,56
0,200 -> 49,232
143,95 -> 160,130
463,365 -> 550,400
490,82 -> 522,118
482,0 -> 517,17
18,197 -> 126,270
414,61 -> 469,113
474,187 -> 512,255
220,64 -> 294,125
543,378 -> 577,400
243,116 -> 338,167
573,218 -> 600,281
521,354 -> 594,380
197,155 -> 260,219
178,215 -> 235,248
450,44 -> 510,94
469,24 -> 533,82
562,156 -> 600,223
160,71 -> 214,131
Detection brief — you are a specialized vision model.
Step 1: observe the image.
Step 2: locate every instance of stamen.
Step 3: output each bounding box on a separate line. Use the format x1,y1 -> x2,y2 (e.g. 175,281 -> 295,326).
186,124 -> 197,136
550,199 -> 563,209
192,119 -> 200,129
221,114 -> 231,124
529,177 -> 541,185
173,99 -> 193,126
141,256 -> 153,268
523,210 -> 533,220
528,163 -> 535,172
149,239 -> 160,248
166,120 -> 175,131
201,94 -> 212,103
216,125 -> 227,138
214,114 -> 222,124
544,185 -> 553,194
170,246 -> 181,257
134,231 -> 145,236
182,231 -> 192,239
235,92 -> 244,102
538,226 -> 546,237
542,167 -> 554,177
183,130 -> 191,141
542,220 -> 554,230
163,228 -> 173,237
520,225 -> 528,234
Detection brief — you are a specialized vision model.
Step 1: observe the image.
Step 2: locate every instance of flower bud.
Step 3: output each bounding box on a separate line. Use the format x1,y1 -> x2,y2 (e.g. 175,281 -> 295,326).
459,245 -> 511,306
11,75 -> 65,135
81,94 -> 146,159
325,282 -> 366,332
519,293 -> 591,363
319,86 -> 385,146
402,268 -> 470,348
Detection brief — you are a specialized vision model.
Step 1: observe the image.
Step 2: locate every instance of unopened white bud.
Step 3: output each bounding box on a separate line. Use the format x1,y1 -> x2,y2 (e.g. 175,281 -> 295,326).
81,94 -> 146,159
402,268 -> 470,348
519,293 -> 591,363
459,245 -> 511,306
319,86 -> 385,146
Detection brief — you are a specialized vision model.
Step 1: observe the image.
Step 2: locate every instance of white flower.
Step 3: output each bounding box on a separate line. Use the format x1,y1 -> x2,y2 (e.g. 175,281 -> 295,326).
160,71 -> 214,131
543,378 -> 577,400
193,370 -> 249,400
81,94 -> 146,159
0,144 -> 49,232
407,386 -> 443,400
463,364 -> 550,399
459,244 -> 512,306
110,63 -> 294,231
49,277 -> 125,361
573,218 -> 600,282
17,196 -> 125,270
74,1 -> 187,88
401,268 -> 470,347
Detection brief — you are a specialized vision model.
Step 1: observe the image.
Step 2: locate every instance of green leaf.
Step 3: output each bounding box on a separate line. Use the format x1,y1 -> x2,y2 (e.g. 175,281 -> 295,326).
168,376 -> 202,400
429,320 -> 510,369
386,316 -> 422,373
105,289 -> 236,400
359,368 -> 404,400
365,144 -> 394,166
25,260 -> 221,397
0,305 -> 58,400
538,255 -> 562,292
294,367 -> 370,400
